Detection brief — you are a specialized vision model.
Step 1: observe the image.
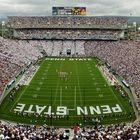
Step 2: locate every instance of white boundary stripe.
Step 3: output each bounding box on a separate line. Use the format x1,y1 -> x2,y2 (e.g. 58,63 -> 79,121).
10,66 -> 40,111
98,66 -> 126,112
25,66 -> 40,85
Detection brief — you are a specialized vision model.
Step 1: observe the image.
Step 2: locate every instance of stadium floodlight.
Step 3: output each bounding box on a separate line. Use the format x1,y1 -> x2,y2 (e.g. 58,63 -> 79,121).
1,21 -> 5,37
133,22 -> 137,38
133,22 -> 136,27
2,21 -> 5,26
138,27 -> 140,31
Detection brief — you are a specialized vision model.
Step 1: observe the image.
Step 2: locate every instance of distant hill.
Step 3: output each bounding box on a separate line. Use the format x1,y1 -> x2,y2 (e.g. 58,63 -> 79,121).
0,18 -> 7,23
97,16 -> 140,24
128,17 -> 140,24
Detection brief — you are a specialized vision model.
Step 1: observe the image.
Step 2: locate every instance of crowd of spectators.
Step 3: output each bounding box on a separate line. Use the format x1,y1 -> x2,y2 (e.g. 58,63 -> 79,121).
0,55 -> 20,95
8,16 -> 128,29
84,40 -> 140,97
1,37 -> 140,99
14,29 -> 122,40
0,38 -> 86,95
0,16 -> 140,140
0,121 -> 69,140
74,123 -> 140,140
0,37 -> 43,95
0,121 -> 140,140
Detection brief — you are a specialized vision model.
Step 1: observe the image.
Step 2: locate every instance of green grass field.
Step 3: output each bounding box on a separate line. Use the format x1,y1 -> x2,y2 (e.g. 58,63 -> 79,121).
0,58 -> 135,127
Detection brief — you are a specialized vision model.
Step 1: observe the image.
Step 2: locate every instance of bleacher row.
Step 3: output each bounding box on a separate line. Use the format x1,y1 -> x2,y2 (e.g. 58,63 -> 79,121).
14,29 -> 123,40
0,121 -> 69,140
0,121 -> 140,140
8,16 -> 128,29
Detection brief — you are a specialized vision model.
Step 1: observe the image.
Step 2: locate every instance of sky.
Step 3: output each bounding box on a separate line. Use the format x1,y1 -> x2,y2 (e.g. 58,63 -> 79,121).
0,0 -> 140,18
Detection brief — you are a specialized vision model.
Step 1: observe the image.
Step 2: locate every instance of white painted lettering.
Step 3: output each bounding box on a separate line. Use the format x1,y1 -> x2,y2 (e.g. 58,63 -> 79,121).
112,104 -> 122,113
77,107 -> 88,115
101,105 -> 112,114
14,103 -> 25,112
44,106 -> 52,115
56,106 -> 67,115
24,105 -> 34,114
90,106 -> 101,115
36,105 -> 46,115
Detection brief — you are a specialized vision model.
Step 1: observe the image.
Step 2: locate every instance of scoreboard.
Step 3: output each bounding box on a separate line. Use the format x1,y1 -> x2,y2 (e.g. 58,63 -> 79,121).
52,7 -> 86,16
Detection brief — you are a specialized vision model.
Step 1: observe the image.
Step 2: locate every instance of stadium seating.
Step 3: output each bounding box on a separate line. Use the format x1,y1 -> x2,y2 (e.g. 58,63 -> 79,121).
0,121 -> 139,139
13,29 -> 122,40
1,38 -> 140,99
7,16 -> 127,40
0,16 -> 140,139
74,123 -> 140,140
8,16 -> 128,29
84,40 -> 140,97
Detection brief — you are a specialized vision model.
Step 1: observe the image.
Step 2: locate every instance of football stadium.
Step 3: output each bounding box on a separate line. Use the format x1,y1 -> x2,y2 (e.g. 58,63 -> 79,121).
0,5 -> 140,140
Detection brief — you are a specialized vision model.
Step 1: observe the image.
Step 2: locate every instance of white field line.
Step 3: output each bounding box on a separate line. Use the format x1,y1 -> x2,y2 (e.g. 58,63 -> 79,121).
52,77 -> 60,106
75,62 -> 83,105
98,65 -> 126,112
10,86 -> 28,112
60,86 -> 62,106
25,66 -> 40,85
74,86 -> 76,108
10,66 -> 40,112
53,61 -> 63,106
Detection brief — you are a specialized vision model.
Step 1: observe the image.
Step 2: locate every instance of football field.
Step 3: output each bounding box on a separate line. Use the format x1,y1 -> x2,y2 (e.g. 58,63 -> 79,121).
0,58 -> 135,126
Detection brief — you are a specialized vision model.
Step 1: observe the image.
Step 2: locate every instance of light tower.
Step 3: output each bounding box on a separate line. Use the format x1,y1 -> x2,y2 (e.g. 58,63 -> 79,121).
2,21 -> 5,37
133,22 -> 137,38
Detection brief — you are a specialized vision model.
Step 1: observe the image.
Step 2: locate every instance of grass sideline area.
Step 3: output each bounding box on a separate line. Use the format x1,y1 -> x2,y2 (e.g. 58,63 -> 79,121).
0,58 -> 135,127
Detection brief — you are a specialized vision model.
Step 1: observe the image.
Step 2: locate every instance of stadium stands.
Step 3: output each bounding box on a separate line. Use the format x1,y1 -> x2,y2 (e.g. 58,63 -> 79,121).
0,121 -> 69,140
0,38 -> 86,95
84,40 -> 140,97
13,29 -> 123,40
0,16 -> 140,139
1,38 -> 140,99
8,16 -> 128,29
1,33 -> 140,103
74,123 -> 140,140
8,16 -> 127,40
0,121 -> 140,139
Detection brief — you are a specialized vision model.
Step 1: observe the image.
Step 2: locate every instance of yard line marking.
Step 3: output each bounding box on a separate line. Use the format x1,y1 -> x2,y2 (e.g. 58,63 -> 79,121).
74,86 -> 76,108
52,75 -> 60,106
75,62 -> 83,105
60,86 -> 62,106
53,61 -> 62,106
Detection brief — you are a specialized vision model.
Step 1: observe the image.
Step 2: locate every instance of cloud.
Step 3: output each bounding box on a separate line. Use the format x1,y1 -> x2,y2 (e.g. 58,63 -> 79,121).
0,0 -> 139,17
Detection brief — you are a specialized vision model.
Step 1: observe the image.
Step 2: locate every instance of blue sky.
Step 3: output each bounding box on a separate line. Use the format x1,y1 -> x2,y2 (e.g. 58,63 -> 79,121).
0,0 -> 139,17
